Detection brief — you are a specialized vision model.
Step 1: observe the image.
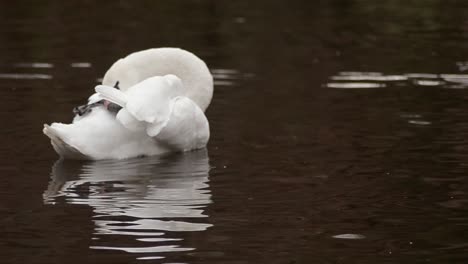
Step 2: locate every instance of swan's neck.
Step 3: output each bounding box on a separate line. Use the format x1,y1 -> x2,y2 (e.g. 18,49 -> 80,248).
102,48 -> 213,111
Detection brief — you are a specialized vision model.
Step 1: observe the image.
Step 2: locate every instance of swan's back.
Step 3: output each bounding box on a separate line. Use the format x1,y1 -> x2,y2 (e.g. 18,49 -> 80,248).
102,48 -> 213,111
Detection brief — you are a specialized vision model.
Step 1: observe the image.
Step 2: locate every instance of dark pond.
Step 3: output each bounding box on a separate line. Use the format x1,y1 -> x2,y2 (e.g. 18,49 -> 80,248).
1,1 -> 468,263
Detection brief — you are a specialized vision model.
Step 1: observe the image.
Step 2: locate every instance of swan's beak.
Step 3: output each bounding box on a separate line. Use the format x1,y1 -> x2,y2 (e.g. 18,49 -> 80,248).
73,103 -> 95,116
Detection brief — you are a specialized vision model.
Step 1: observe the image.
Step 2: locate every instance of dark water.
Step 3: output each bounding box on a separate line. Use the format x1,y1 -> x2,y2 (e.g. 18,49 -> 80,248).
2,1 -> 468,263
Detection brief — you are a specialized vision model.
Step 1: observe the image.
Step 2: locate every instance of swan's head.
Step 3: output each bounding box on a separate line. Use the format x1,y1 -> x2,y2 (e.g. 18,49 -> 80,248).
72,93 -> 122,122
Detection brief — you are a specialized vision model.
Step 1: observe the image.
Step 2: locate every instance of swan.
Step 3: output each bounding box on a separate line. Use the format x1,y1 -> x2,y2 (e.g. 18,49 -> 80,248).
43,48 -> 213,160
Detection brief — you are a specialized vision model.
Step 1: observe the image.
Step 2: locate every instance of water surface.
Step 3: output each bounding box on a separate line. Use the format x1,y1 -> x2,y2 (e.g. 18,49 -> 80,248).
1,1 -> 468,263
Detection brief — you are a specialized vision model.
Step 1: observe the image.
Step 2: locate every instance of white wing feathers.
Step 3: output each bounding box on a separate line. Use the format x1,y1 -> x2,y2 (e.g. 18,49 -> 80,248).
155,97 -> 209,151
95,74 -> 209,152
95,85 -> 128,107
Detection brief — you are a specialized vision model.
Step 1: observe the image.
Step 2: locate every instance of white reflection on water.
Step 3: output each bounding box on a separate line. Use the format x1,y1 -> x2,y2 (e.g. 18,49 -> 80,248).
332,234 -> 366,240
326,82 -> 385,89
408,120 -> 432,126
43,150 -> 212,259
211,68 -> 254,86
95,68 -> 253,86
413,80 -> 443,86
330,75 -> 407,81
13,62 -> 54,68
326,71 -> 468,89
456,61 -> 468,71
0,73 -> 52,80
70,62 -> 92,68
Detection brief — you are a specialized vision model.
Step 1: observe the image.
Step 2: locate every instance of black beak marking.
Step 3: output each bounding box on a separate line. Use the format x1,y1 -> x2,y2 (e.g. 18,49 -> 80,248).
72,81 -> 121,117
73,101 -> 104,116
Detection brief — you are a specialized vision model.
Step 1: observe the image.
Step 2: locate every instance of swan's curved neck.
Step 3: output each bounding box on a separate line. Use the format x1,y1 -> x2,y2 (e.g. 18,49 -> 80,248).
102,48 -> 213,111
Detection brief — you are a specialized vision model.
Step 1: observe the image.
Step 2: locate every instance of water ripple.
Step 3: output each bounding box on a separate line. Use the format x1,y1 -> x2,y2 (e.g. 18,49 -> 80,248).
326,82 -> 385,89
13,62 -> 54,68
330,75 -> 407,81
326,71 -> 468,89
70,62 -> 92,68
43,150 -> 211,260
0,73 -> 52,80
212,68 -> 253,86
332,234 -> 366,239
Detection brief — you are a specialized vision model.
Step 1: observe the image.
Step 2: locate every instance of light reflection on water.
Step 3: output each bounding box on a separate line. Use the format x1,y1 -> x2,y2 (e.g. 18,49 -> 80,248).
326,71 -> 468,89
212,68 -> 254,86
2,0 -> 468,262
0,60 -> 250,89
12,62 -> 54,68
43,150 -> 212,260
0,73 -> 52,80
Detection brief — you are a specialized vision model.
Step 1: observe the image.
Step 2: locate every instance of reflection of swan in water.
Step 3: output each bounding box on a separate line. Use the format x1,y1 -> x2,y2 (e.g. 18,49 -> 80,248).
43,150 -> 212,260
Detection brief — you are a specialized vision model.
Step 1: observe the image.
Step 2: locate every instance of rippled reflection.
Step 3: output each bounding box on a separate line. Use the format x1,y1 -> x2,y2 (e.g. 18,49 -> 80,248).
43,150 -> 212,260
13,62 -> 54,68
326,71 -> 468,89
0,73 -> 52,80
70,62 -> 92,68
326,82 -> 385,89
332,234 -> 366,240
212,68 -> 253,86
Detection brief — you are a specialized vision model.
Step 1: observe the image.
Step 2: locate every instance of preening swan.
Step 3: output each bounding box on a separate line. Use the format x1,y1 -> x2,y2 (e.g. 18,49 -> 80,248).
43,48 -> 213,160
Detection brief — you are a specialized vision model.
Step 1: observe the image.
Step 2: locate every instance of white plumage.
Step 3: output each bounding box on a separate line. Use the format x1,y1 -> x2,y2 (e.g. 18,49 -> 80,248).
43,48 -> 213,160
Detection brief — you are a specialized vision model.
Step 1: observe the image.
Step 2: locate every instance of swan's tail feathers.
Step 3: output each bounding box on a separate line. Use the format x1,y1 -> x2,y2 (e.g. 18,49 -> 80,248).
43,124 -> 87,159
95,85 -> 128,107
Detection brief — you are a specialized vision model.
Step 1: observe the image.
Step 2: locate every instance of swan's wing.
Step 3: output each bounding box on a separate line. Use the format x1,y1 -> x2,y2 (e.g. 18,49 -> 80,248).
43,124 -> 87,159
151,96 -> 209,151
95,85 -> 128,107
124,75 -> 183,124
96,75 -> 185,133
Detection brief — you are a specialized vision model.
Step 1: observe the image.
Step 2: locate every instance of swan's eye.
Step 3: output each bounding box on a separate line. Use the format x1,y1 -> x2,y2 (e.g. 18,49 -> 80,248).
114,81 -> 120,90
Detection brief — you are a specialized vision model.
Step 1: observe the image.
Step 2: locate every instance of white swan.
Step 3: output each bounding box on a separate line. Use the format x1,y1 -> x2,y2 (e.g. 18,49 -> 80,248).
43,48 -> 213,160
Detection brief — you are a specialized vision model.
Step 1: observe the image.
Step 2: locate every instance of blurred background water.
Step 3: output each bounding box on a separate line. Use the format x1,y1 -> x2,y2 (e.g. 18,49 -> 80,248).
1,0 -> 468,263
